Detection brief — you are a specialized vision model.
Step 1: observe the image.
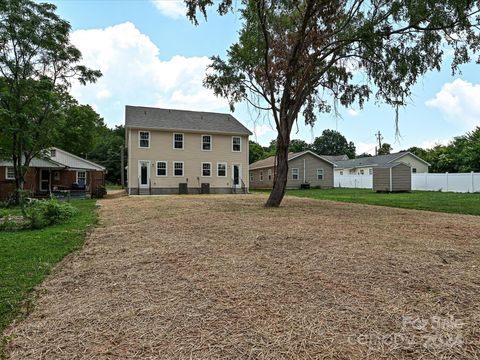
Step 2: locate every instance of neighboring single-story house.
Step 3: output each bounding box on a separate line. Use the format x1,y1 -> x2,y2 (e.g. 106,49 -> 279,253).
249,150 -> 335,189
125,106 -> 251,195
334,151 -> 429,176
373,162 -> 412,192
0,147 -> 106,200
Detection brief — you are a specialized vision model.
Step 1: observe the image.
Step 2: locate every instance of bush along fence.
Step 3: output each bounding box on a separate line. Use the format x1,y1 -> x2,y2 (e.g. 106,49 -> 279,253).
334,172 -> 480,193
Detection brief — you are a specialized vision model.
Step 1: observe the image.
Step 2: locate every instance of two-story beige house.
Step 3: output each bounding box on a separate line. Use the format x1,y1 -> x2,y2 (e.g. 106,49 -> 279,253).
125,106 -> 251,195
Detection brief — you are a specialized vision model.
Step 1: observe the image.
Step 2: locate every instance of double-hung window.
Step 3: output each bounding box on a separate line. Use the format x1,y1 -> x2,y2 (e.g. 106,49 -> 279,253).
317,168 -> 324,180
250,172 -> 254,182
6,167 -> 15,180
77,171 -> 87,185
292,168 -> 299,180
173,133 -> 184,150
202,162 -> 212,177
412,168 -> 417,173
260,171 -> 263,181
217,162 -> 226,177
139,131 -> 150,148
202,135 -> 212,151
173,161 -> 184,176
157,161 -> 167,176
232,136 -> 241,152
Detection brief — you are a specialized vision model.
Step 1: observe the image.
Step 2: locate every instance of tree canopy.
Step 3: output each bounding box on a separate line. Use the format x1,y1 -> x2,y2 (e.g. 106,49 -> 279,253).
185,0 -> 480,207
311,130 -> 355,158
0,0 -> 101,200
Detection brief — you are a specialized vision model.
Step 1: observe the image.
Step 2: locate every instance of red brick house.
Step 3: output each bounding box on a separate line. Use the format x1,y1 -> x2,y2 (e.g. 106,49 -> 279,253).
0,147 -> 106,200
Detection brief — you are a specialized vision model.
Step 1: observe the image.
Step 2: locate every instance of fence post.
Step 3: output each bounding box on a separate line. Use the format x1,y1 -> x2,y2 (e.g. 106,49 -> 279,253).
472,171 -> 475,193
425,172 -> 428,190
446,172 -> 449,192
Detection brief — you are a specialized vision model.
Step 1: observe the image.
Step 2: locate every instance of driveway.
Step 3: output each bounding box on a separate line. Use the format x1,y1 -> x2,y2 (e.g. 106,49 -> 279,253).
4,195 -> 480,359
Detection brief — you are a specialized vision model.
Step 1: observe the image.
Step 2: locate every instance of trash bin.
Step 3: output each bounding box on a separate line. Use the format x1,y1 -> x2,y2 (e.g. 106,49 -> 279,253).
179,183 -> 188,194
201,183 -> 210,194
300,183 -> 310,189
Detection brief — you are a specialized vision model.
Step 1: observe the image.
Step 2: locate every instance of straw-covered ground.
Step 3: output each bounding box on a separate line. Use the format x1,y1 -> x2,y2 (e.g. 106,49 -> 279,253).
4,194 -> 480,359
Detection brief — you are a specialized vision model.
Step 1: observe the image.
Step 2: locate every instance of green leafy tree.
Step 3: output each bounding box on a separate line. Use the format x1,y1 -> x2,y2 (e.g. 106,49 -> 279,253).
249,140 -> 265,164
185,0 -> 480,206
289,139 -> 310,153
55,100 -> 107,157
312,130 -> 355,158
0,0 -> 101,201
356,153 -> 372,158
377,143 -> 392,155
88,125 -> 126,184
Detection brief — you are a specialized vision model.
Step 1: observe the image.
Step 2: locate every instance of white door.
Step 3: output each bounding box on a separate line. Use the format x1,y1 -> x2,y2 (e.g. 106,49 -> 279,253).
138,161 -> 150,188
232,164 -> 242,188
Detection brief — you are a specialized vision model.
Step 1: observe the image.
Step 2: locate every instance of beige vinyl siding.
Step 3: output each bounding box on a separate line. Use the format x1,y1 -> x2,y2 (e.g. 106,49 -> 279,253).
372,168 -> 390,192
373,163 -> 411,192
391,163 -> 412,191
287,153 -> 333,188
249,166 -> 274,188
128,129 -> 249,190
396,154 -> 429,173
249,153 -> 334,189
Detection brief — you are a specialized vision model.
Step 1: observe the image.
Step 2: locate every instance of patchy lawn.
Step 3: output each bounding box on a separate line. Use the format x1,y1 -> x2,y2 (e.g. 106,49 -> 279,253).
3,195 -> 480,359
0,200 -> 97,335
255,188 -> 480,216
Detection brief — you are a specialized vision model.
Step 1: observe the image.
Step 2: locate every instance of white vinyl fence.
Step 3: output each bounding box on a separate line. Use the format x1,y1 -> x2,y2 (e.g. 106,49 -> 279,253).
334,172 -> 480,193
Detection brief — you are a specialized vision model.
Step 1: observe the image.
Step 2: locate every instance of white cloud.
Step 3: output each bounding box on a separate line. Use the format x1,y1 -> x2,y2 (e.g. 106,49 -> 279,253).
69,22 -> 227,126
347,108 -> 359,117
425,79 -> 480,129
251,124 -> 274,137
420,138 -> 451,149
151,0 -> 185,19
355,142 -> 377,155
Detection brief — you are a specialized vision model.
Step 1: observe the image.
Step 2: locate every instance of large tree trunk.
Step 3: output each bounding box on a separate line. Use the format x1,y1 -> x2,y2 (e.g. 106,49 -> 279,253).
265,130 -> 290,207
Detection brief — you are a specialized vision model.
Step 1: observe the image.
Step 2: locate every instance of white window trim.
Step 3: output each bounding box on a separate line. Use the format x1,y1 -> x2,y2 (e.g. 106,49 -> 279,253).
201,162 -> 212,177
138,131 -> 150,149
53,171 -> 60,181
232,136 -> 241,152
156,161 -> 167,177
173,161 -> 184,177
250,172 -> 254,182
173,133 -> 184,150
76,170 -> 87,184
292,168 -> 299,180
317,168 -> 324,180
412,168 -> 417,173
260,171 -> 263,182
5,167 -> 15,180
217,162 -> 227,177
201,134 -> 212,151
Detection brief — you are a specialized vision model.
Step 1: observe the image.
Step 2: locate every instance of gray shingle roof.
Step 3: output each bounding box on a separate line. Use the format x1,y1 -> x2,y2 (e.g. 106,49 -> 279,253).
334,152 -> 427,169
322,154 -> 349,162
249,150 -> 334,170
125,106 -> 252,135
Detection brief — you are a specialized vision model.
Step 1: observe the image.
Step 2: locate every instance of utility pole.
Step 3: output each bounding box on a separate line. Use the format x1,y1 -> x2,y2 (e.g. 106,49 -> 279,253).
120,144 -> 125,189
375,131 -> 383,155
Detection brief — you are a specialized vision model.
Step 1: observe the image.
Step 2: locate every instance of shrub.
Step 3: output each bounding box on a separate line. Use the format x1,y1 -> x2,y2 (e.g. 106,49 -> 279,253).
94,185 -> 107,199
24,199 -> 77,229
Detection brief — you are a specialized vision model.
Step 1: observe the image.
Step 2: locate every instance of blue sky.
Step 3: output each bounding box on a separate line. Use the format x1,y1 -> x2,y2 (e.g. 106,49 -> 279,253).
49,0 -> 480,154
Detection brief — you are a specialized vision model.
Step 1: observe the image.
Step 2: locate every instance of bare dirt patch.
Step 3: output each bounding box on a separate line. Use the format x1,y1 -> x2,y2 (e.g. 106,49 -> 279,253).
4,195 -> 480,359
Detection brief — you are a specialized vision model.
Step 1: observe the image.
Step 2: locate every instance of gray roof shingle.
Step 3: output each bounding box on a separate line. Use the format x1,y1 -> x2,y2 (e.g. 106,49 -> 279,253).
334,152 -> 428,169
125,106 -> 252,135
249,150 -> 334,170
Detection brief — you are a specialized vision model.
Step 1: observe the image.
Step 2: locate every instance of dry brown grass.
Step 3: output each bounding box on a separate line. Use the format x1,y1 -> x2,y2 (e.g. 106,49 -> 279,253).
4,194 -> 480,359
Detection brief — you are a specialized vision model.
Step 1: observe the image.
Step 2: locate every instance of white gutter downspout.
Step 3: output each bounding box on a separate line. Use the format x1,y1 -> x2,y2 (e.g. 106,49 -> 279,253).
303,158 -> 306,183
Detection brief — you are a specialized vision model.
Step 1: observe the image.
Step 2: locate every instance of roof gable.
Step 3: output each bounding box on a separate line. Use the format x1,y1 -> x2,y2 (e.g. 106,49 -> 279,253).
249,150 -> 334,170
334,151 -> 429,169
125,106 -> 252,135
50,147 -> 105,171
